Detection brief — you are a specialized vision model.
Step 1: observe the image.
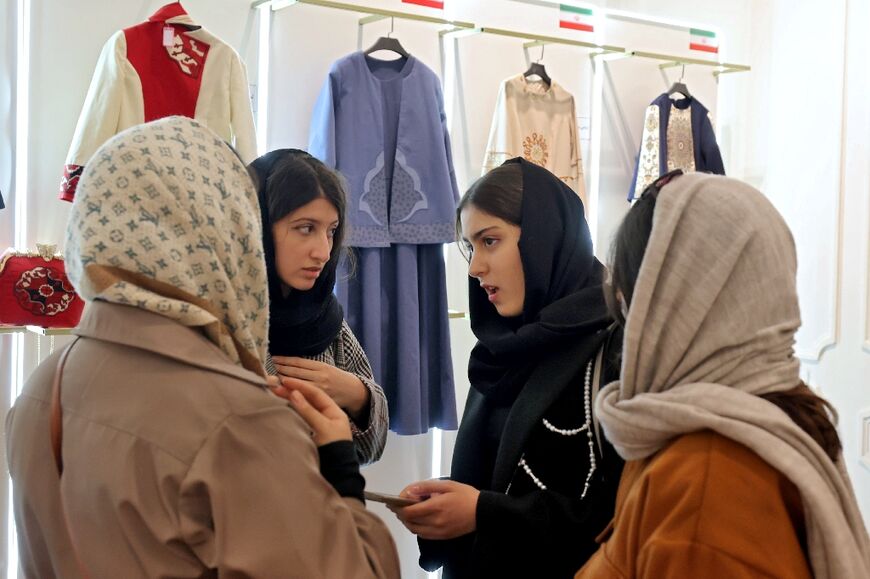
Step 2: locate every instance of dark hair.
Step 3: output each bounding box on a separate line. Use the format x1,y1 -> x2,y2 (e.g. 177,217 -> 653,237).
251,152 -> 349,268
455,163 -> 523,259
606,192 -> 843,462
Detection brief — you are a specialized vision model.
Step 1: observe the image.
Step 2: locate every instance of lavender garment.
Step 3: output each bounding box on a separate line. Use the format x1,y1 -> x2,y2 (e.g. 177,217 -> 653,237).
337,244 -> 457,435
328,55 -> 457,434
309,52 -> 460,247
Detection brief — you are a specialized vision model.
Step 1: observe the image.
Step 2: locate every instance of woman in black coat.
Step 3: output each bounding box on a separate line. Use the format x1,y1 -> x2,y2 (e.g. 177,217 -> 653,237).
392,158 -> 624,578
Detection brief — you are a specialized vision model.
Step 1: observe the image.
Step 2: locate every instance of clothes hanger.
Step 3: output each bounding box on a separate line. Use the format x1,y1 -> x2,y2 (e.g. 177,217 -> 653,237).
523,44 -> 552,87
668,64 -> 691,99
364,17 -> 410,58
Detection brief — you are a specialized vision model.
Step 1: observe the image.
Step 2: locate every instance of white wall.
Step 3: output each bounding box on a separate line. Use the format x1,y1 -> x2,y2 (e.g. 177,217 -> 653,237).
742,0 -> 870,521
2,0 -> 869,577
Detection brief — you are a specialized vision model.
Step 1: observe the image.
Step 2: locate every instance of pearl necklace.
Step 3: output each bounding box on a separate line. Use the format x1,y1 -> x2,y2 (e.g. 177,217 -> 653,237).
507,359 -> 597,499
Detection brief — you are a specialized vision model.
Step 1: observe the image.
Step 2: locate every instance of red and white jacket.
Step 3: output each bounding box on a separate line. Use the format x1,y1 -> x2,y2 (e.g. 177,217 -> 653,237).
59,2 -> 257,202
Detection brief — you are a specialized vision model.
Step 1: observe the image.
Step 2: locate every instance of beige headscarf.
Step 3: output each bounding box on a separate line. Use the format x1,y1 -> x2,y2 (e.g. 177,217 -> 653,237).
64,116 -> 268,375
596,173 -> 870,578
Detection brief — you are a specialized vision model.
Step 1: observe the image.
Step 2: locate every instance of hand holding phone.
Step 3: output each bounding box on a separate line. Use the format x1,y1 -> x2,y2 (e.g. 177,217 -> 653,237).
364,491 -> 422,508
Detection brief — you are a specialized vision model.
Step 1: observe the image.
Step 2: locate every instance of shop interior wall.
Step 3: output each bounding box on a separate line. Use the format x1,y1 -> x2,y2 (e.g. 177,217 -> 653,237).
2,0 -> 870,577
1,0 -> 16,573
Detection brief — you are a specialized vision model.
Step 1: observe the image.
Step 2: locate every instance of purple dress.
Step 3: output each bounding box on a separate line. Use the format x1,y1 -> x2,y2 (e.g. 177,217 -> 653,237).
312,53 -> 458,434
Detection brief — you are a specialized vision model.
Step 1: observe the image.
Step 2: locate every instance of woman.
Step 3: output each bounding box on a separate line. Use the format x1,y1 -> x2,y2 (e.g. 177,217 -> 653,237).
249,149 -> 388,464
577,171 -> 870,578
5,117 -> 400,578
392,158 -> 624,578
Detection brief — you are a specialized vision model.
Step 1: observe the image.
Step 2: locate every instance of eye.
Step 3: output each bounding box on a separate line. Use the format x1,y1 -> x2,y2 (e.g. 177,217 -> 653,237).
483,237 -> 498,247
296,224 -> 314,235
328,226 -> 338,238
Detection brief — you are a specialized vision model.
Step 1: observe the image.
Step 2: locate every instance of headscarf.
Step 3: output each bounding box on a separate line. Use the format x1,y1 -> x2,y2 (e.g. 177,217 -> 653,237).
65,116 -> 268,375
248,149 -> 343,358
596,173 -> 870,578
467,158 -> 611,404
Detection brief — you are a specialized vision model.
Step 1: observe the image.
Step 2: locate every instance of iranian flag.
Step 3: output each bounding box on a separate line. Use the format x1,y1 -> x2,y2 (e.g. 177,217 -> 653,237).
690,28 -> 718,53
559,5 -> 594,33
403,0 -> 443,8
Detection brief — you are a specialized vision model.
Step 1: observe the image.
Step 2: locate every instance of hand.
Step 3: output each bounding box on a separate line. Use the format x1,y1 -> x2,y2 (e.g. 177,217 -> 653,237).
271,378 -> 352,446
273,356 -> 369,420
388,480 -> 480,540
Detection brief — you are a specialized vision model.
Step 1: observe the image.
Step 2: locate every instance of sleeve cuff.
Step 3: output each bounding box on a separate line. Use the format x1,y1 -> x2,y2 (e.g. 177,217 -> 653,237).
317,440 -> 365,502
59,164 -> 84,202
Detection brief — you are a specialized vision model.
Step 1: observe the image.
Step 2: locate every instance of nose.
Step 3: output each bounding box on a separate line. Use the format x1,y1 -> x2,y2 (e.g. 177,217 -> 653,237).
311,232 -> 331,263
468,250 -> 485,279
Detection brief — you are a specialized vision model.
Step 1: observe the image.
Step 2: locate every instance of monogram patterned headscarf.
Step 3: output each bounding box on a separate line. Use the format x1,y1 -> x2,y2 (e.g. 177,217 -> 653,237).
65,116 -> 268,375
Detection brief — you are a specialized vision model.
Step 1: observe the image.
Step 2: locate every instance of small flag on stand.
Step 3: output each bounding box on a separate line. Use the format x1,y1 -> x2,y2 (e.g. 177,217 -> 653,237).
689,28 -> 718,53
559,5 -> 594,32
403,0 -> 444,8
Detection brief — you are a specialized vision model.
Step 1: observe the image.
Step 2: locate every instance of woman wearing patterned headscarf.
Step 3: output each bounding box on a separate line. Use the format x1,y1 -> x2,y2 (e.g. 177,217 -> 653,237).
248,149 -> 388,465
6,117 -> 399,578
576,171 -> 870,578
392,158 -> 624,578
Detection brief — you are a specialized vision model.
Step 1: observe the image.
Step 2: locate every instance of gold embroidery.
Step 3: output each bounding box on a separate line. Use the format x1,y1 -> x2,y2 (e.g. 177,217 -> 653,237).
666,105 -> 695,173
522,133 -> 549,167
633,105 -> 660,197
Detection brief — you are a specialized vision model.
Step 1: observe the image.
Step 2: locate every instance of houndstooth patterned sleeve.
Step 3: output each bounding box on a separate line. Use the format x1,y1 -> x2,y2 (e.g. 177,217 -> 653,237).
332,321 -> 389,465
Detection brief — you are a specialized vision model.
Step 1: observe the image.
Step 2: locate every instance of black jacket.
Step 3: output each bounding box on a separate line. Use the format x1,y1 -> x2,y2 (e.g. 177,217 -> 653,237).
419,325 -> 624,578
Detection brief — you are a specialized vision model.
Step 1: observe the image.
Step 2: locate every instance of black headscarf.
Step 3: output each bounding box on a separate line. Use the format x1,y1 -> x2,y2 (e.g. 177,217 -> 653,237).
467,158 -> 611,404
250,149 -> 343,357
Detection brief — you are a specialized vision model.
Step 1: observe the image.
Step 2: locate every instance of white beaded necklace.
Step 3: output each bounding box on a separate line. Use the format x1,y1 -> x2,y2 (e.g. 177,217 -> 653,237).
506,359 -> 597,499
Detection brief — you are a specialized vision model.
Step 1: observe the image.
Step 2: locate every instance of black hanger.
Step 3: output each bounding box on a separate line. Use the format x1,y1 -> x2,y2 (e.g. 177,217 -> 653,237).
523,44 -> 551,87
364,17 -> 410,58
668,64 -> 691,98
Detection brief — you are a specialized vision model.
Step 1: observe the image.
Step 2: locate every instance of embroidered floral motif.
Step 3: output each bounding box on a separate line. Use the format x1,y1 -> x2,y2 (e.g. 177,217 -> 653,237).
666,106 -> 695,173
14,266 -> 77,316
633,105 -> 661,198
522,133 -> 549,167
165,33 -> 209,78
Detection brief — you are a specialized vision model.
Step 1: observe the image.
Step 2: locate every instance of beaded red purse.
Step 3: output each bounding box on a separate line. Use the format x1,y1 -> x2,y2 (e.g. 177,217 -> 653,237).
0,244 -> 84,328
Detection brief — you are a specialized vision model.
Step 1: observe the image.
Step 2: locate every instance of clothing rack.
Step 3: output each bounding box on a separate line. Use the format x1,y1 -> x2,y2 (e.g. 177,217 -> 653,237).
251,0 -> 751,76
251,0 -> 475,32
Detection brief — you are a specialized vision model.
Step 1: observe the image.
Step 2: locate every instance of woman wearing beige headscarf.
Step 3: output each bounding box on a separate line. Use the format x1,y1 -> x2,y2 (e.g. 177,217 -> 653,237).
576,171 -> 870,579
6,116 -> 399,578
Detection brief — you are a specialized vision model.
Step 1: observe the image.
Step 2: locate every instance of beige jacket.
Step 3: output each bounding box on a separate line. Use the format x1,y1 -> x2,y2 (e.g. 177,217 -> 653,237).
6,301 -> 399,578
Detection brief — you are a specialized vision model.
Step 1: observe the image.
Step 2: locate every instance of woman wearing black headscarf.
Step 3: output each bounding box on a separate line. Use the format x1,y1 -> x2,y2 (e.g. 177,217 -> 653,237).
249,149 -> 388,465
392,158 -> 624,578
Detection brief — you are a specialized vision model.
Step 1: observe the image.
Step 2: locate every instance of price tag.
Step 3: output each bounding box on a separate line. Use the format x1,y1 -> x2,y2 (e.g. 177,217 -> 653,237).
163,25 -> 175,47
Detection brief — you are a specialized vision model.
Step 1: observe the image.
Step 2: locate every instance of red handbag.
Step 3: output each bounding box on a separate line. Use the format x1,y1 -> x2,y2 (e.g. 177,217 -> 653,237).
0,244 -> 85,328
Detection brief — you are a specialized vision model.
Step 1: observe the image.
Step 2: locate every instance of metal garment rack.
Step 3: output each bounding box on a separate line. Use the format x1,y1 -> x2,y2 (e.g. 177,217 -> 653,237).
250,0 -> 751,76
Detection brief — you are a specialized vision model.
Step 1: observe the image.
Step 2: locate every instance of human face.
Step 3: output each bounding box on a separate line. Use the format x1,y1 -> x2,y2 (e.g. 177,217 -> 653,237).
272,197 -> 339,292
460,205 -> 525,317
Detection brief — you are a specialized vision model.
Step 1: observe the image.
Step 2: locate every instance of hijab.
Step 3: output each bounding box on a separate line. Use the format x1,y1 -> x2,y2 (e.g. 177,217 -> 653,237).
596,173 -> 870,578
249,149 -> 343,357
65,116 -> 268,375
467,158 -> 611,404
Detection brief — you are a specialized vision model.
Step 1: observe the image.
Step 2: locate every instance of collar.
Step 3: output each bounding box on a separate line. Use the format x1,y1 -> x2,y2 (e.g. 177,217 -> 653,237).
74,300 -> 267,388
149,2 -> 196,27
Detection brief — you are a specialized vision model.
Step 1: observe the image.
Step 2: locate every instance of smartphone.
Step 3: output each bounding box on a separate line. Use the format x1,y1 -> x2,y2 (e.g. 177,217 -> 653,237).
364,491 -> 422,508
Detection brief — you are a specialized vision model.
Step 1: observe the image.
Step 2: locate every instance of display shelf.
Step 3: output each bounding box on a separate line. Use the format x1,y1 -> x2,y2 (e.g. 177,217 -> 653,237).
25,326 -> 75,336
0,325 -> 27,334
254,0 -> 475,30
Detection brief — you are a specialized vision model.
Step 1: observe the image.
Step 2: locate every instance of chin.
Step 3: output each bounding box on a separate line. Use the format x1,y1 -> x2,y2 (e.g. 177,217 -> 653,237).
291,279 -> 317,291
495,303 -> 522,317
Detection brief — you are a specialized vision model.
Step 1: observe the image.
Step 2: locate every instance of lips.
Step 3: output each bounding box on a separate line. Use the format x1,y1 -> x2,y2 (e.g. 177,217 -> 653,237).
301,267 -> 323,279
481,283 -> 499,302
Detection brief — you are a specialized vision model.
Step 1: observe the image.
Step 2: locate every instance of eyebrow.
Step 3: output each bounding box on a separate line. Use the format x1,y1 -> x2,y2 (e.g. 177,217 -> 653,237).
464,225 -> 499,243
289,217 -> 340,226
